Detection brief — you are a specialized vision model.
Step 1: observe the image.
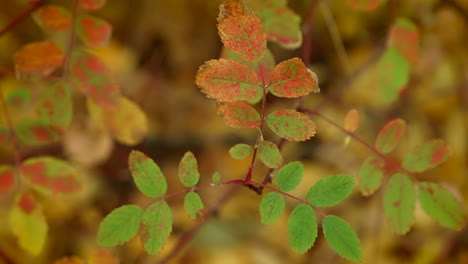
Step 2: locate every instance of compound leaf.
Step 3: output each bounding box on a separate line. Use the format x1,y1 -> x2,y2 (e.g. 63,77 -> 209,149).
229,143 -> 253,159
288,204 -> 317,254
343,109 -> 360,132
0,165 -> 15,193
178,151 -> 200,187
141,201 -> 172,255
306,174 -> 355,207
33,5 -> 72,32
79,0 -> 106,10
358,156 -> 385,196
259,192 -> 285,224
14,41 -> 64,76
266,109 -> 316,141
184,192 -> 204,219
418,182 -> 464,230
375,118 -> 406,154
383,173 -> 415,234
258,140 -> 283,169
275,161 -> 303,192
77,15 -> 112,48
217,101 -> 261,128
128,150 -> 167,198
322,215 -> 362,262
388,18 -> 419,63
269,58 -> 319,98
402,139 -> 450,173
97,205 -> 143,247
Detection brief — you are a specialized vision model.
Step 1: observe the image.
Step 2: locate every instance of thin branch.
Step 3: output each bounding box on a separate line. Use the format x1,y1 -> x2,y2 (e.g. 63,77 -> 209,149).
0,0 -> 47,37
62,0 -> 80,77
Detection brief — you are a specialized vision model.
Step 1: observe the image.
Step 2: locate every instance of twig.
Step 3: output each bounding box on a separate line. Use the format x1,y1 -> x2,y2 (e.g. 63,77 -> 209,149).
0,0 -> 47,38
63,0 -> 80,77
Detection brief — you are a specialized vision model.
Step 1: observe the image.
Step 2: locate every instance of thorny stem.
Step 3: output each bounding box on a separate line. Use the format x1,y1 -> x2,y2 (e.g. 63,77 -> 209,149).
0,0 -> 47,38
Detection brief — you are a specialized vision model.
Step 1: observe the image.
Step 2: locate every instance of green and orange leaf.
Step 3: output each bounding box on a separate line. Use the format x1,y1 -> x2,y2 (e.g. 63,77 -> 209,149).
79,0 -> 106,10
269,58 -> 319,98
0,165 -> 15,193
36,81 -> 73,129
15,119 -> 62,146
33,5 -> 72,32
128,150 -> 167,198
217,101 -> 261,128
402,139 -> 450,173
266,109 -> 316,141
343,109 -> 360,132
141,201 -> 172,255
14,41 -> 64,76
375,118 -> 406,154
358,156 -> 385,196
178,151 -> 200,188
388,18 -> 419,63
383,173 -> 415,234
76,15 -> 112,48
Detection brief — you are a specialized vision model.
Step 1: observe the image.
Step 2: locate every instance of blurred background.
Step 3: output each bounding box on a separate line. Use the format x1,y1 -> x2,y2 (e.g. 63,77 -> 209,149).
0,0 -> 467,263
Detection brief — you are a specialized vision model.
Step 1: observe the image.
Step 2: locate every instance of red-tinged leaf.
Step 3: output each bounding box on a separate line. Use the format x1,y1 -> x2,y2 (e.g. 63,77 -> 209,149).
376,48 -> 409,104
402,139 -> 451,173
0,166 -> 15,193
383,173 -> 416,234
258,140 -> 283,168
178,151 -> 200,188
33,5 -> 72,32
21,156 -> 81,195
343,109 -> 360,132
76,15 -> 112,48
375,118 -> 406,154
14,41 -> 64,76
266,109 -> 316,141
358,156 -> 384,196
36,81 -> 73,129
347,0 -> 387,11
269,58 -> 319,98
195,59 -> 262,102
15,119 -> 62,146
79,0 -> 106,10
6,88 -> 32,108
218,0 -> 267,62
71,51 -> 120,109
388,18 -> 419,63
217,101 -> 261,128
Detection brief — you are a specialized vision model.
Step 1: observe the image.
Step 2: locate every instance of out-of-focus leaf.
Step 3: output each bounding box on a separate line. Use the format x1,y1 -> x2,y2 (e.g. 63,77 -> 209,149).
33,5 -> 72,32
229,143 -> 253,159
87,248 -> 119,264
76,15 -> 112,48
54,256 -> 84,264
343,109 -> 359,132
322,215 -> 362,262
79,0 -> 106,10
6,88 -> 32,108
14,41 -> 64,76
288,204 -> 317,254
184,192 -> 204,219
36,81 -> 73,129
196,59 -> 262,102
212,172 -> 221,183
128,150 -> 167,198
402,139 -> 450,173
178,151 -> 200,187
0,126 -> 10,143
258,140 -> 283,168
375,48 -> 409,104
306,174 -> 355,207
418,182 -> 464,230
388,18 -> 419,63
358,156 -> 385,196
141,201 -> 172,255
259,192 -> 285,224
275,161 -> 303,192
21,156 -> 81,195
217,0 -> 267,61
266,109 -> 316,141
15,119 -> 62,146
269,58 -> 319,98
97,205 -> 143,247
347,0 -> 388,11
217,101 -> 261,128
0,165 -> 15,193
383,173 -> 415,234
257,6 -> 302,49
375,118 -> 406,154
9,192 -> 48,255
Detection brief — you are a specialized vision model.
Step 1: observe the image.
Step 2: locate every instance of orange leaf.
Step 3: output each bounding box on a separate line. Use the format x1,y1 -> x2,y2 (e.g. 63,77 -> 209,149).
54,256 -> 85,264
0,165 -> 15,193
79,0 -> 106,10
388,18 -> 419,63
33,5 -> 72,32
217,101 -> 261,128
14,41 -> 64,76
77,15 -> 112,48
343,109 -> 360,132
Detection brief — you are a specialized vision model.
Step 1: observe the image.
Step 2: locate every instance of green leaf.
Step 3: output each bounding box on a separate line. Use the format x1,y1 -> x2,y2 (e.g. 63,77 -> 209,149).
358,156 -> 385,196
76,15 -> 112,48
15,119 -> 61,146
306,174 -> 355,207
375,118 -> 406,154
217,102 -> 261,128
266,109 -> 316,141
322,215 -> 362,262
178,151 -> 200,187
258,140 -> 283,168
383,173 -> 415,234
269,58 -> 319,98
402,139 -> 450,173
97,205 -> 143,247
141,201 -> 172,255
128,150 -> 167,198
184,192 -> 204,219
212,172 -> 221,184
288,204 -> 317,254
376,48 -> 409,104
36,81 -> 73,129
275,161 -> 303,192
229,143 -> 253,159
6,88 -> 32,108
259,192 -> 285,224
418,182 -> 464,230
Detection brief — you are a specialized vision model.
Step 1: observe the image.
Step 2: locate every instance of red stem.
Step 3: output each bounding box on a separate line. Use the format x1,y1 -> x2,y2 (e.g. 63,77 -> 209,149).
0,0 -> 47,37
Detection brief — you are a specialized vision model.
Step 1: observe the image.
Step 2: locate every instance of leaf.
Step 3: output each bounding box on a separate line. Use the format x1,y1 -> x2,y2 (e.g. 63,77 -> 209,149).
184,192 -> 204,219
375,118 -> 406,154
288,204 -> 317,254
343,109 -> 360,132
383,173 -> 415,234
14,41 -> 64,76
358,156 -> 385,196
77,15 -> 112,48
275,161 -> 303,192
0,126 -> 10,143
0,165 -> 15,193
217,0 -> 267,61
229,143 -> 253,159
15,119 -> 61,146
322,215 -> 362,262
212,172 -> 221,183
141,201 -> 172,255
21,156 -> 82,195
33,5 -> 72,32
9,192 -> 48,255
178,151 -> 200,187
128,150 -> 167,198
87,96 -> 148,145
376,48 -> 409,104
87,248 -> 119,264
258,140 -> 283,168
259,192 -> 285,224
269,58 -> 319,98
266,109 -> 316,141
97,205 -> 143,247
418,182 -> 464,230
36,81 -> 73,129
6,88 -> 32,108
347,0 -> 387,11
79,0 -> 106,10
217,102 -> 261,128
195,59 -> 262,102
402,139 -> 450,173
54,256 -> 85,264
71,50 -> 120,109
306,174 -> 355,207
388,18 -> 419,63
